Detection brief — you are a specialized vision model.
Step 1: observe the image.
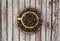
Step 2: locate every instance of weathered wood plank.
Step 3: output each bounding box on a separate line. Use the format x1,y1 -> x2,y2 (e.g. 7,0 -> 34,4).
25,0 -> 30,8
41,0 -> 46,41
17,0 -> 20,41
52,0 -> 59,41
19,0 -> 26,41
31,0 -> 35,8
36,0 -> 42,41
2,0 -> 7,41
1,0 -> 60,41
30,0 -> 36,41
31,33 -> 35,41
58,0 -> 60,41
7,0 -> 13,41
36,0 -> 42,11
0,0 -> 2,41
19,0 -> 25,12
26,34 -> 31,41
46,0 -> 51,41
36,32 -> 41,41
52,0 -> 56,41
13,0 -> 19,41
20,32 -> 26,41
25,0 -> 31,41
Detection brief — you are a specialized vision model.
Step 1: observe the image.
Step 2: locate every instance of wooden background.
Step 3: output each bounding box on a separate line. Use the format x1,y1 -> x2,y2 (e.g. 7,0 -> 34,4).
1,0 -> 60,41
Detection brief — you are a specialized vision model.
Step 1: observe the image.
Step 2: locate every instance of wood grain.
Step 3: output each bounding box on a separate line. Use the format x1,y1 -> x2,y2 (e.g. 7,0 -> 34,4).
7,0 -> 13,41
0,0 -> 2,41
52,0 -> 59,41
36,0 -> 42,41
41,0 -> 46,41
46,0 -> 51,41
19,0 -> 26,41
30,0 -> 36,41
1,0 -> 60,41
2,0 -> 7,41
13,0 -> 19,41
57,0 -> 60,41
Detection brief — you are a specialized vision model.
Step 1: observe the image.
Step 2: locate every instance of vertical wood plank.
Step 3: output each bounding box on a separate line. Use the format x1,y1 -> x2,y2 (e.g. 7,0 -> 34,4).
52,0 -> 55,41
25,0 -> 30,8
19,0 -> 26,41
31,0 -> 35,41
13,0 -> 19,41
26,34 -> 31,41
2,0 -> 7,41
31,33 -> 35,41
41,0 -> 46,41
20,32 -> 25,41
46,0 -> 51,41
31,0 -> 35,8
36,0 -> 42,41
26,0 -> 31,41
52,0 -> 59,41
58,0 -> 60,41
0,0 -> 2,41
17,0 -> 20,41
19,0 -> 24,12
7,0 -> 12,41
1,0 -> 60,41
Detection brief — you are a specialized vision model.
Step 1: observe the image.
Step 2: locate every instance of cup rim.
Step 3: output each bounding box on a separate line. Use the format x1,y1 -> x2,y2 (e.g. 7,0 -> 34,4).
21,11 -> 39,28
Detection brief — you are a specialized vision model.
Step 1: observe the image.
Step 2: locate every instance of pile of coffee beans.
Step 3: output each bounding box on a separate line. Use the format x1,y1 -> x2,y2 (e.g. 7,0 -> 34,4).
17,8 -> 43,33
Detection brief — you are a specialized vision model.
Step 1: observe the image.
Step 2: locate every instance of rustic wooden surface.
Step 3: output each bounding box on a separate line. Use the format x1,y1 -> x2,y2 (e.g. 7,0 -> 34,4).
1,0 -> 60,41
0,0 -> 2,41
